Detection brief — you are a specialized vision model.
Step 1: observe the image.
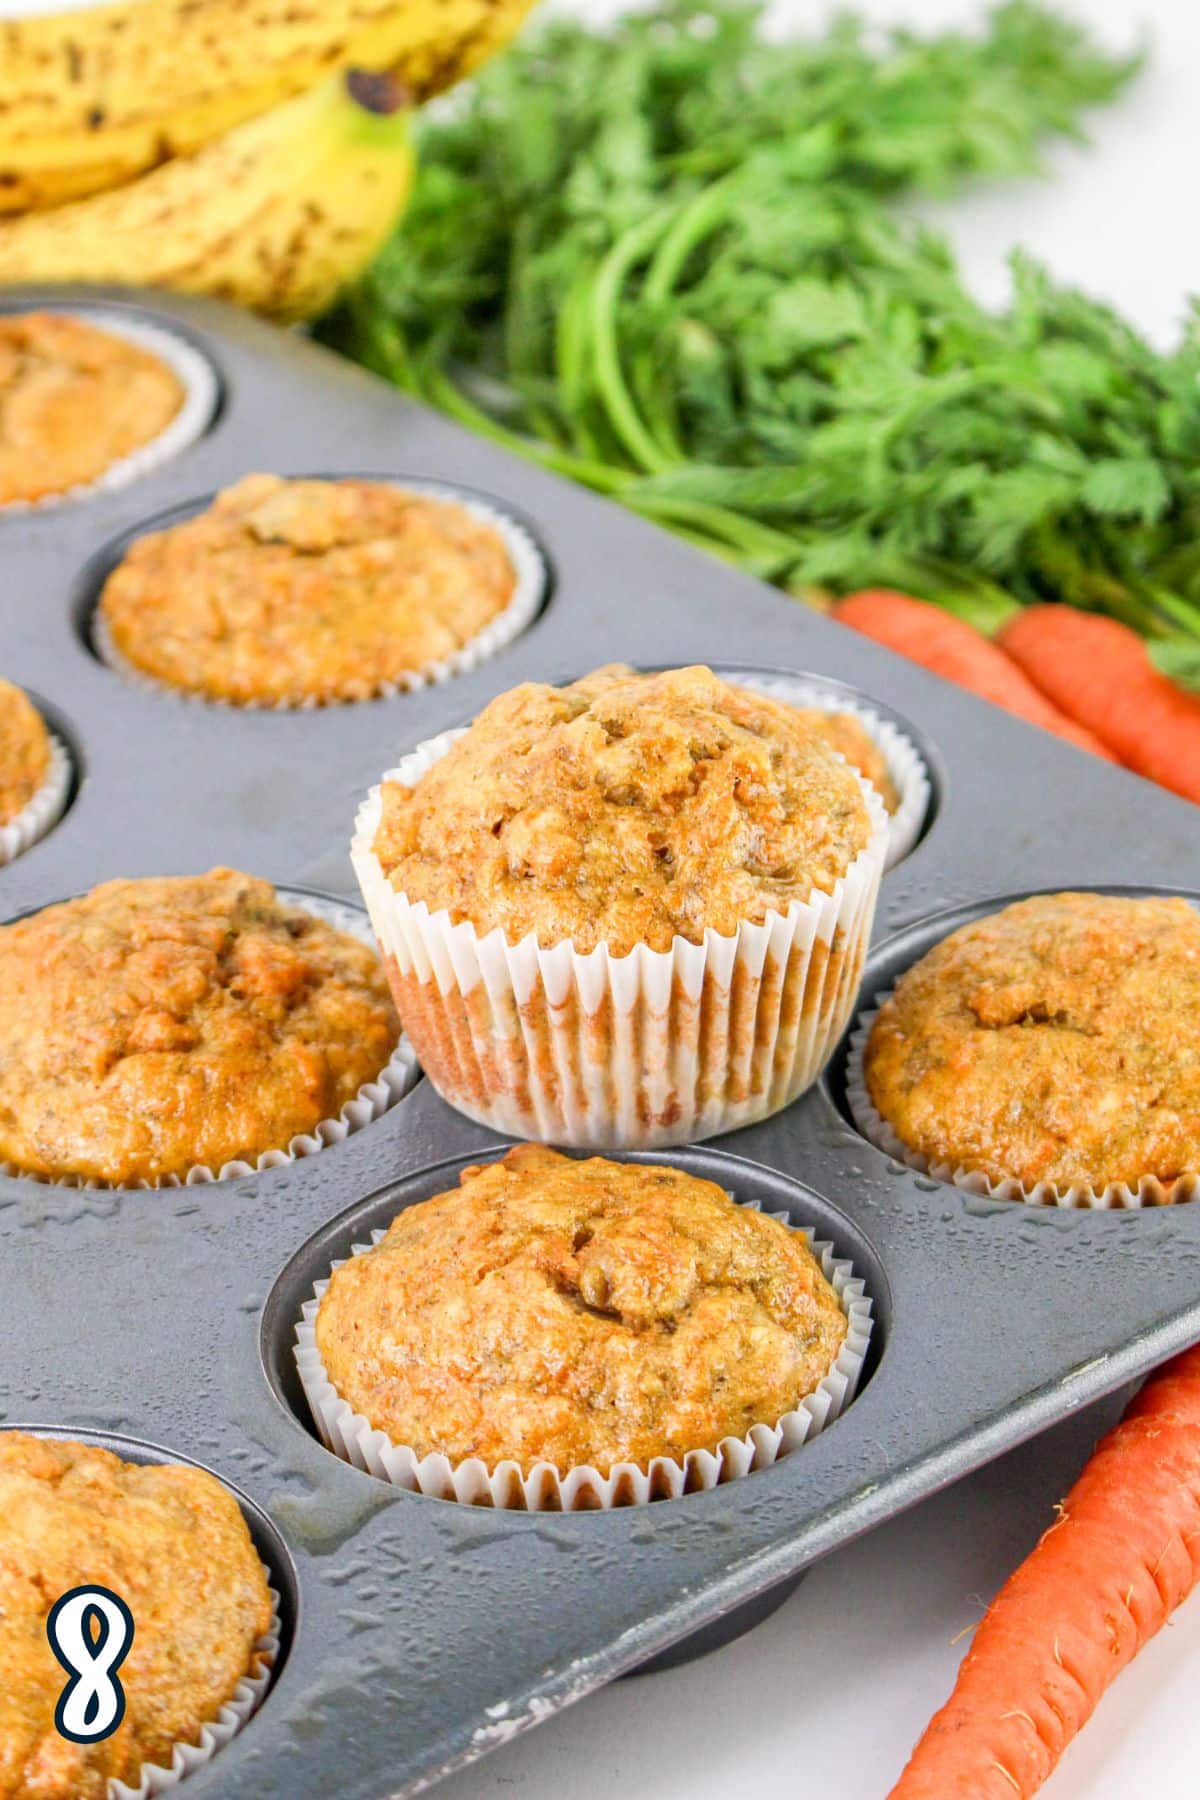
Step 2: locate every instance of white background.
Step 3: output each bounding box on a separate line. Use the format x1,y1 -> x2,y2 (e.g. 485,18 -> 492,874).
439,1 -> 1200,1795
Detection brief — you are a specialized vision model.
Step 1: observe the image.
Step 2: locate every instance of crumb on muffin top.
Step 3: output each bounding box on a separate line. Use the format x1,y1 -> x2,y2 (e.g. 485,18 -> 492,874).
0,312 -> 183,506
864,891 -> 1200,1193
0,1431 -> 272,1800
0,679 -> 50,828
316,1142 -> 847,1475
371,664 -> 876,954
97,474 -> 518,706
0,868 -> 398,1185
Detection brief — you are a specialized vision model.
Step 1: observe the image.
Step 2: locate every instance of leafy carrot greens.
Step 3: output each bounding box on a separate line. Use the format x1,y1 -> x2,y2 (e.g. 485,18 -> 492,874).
321,1 -> 1200,668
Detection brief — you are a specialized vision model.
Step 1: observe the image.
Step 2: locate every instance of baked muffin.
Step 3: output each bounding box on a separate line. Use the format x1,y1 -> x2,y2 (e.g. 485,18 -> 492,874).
795,707 -> 899,813
0,680 -> 50,829
96,474 -> 521,706
0,1432 -> 272,1799
863,892 -> 1200,1196
0,312 -> 184,505
372,663 -> 874,954
356,664 -> 887,1147
0,869 -> 399,1185
316,1144 -> 848,1474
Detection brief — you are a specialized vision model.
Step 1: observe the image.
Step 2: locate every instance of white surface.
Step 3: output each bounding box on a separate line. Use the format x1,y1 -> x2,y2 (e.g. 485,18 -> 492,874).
440,1 -> 1200,1795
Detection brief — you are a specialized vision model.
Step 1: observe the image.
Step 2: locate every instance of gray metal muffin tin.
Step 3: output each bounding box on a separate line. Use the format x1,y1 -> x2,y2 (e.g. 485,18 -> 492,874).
4,282 -> 1200,1798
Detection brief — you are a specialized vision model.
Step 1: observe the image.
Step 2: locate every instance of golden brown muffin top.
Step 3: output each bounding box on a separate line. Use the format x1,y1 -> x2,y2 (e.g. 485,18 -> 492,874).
864,892 -> 1200,1192
316,1143 -> 848,1474
0,680 -> 50,828
796,708 -> 899,813
97,474 -> 518,706
372,665 -> 874,954
0,1432 -> 272,1800
0,312 -> 183,506
0,869 -> 398,1185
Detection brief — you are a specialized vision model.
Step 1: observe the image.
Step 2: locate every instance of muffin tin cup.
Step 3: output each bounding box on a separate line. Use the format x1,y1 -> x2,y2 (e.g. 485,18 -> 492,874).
0,730 -> 71,867
845,996 -> 1200,1209
733,671 -> 931,871
293,1208 -> 873,1510
110,1576 -> 281,1799
91,481 -> 548,709
0,308 -> 219,515
351,732 -> 889,1150
0,892 -> 417,1191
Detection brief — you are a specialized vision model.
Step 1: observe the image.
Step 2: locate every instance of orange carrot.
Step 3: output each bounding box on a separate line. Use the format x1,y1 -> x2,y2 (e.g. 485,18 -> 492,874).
1002,606 -> 1200,804
832,589 -> 1116,759
891,1342 -> 1200,1799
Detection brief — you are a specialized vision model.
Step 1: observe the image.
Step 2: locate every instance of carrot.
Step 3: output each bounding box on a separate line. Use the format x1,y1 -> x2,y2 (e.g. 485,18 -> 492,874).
1001,605 -> 1200,803
890,1342 -> 1200,1799
832,589 -> 1116,759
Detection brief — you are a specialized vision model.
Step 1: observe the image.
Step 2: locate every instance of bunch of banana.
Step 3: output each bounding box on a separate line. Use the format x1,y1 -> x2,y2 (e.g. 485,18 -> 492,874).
0,70 -> 420,322
0,0 -> 535,211
0,0 -> 533,317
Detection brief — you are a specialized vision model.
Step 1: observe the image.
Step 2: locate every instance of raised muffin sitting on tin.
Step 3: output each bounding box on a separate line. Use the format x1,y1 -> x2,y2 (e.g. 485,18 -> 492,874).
861,891 -> 1200,1203
0,1432 -> 272,1797
0,868 -> 398,1186
314,1144 -> 849,1476
0,311 -> 184,506
354,662 -> 888,1148
96,473 -> 524,706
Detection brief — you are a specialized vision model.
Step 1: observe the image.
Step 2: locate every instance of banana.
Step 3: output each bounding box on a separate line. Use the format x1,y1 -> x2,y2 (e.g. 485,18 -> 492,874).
0,71 -> 416,322
0,0 -> 533,213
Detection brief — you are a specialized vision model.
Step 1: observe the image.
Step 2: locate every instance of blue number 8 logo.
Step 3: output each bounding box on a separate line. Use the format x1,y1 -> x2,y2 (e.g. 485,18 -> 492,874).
47,1586 -> 135,1744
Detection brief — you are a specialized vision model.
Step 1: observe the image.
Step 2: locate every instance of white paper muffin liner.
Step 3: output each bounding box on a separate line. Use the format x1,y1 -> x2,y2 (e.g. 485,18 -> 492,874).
846,995 -> 1198,1209
0,891 -> 417,1191
109,1575 -> 280,1798
294,1199 -> 873,1509
733,670 -> 930,870
352,729 -> 888,1149
0,729 -> 70,866
0,309 -> 218,515
92,481 -> 547,709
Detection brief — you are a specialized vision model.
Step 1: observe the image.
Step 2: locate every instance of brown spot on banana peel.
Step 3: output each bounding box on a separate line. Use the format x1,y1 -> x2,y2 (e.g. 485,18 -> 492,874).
345,68 -> 410,114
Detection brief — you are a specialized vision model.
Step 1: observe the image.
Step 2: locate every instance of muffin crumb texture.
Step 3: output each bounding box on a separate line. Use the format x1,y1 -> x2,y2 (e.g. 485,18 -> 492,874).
0,680 -> 50,827
316,1143 -> 848,1474
0,1432 -> 272,1800
0,312 -> 183,505
98,474 -> 518,706
793,707 -> 898,813
372,664 -> 873,953
0,869 -> 398,1184
865,892 -> 1200,1192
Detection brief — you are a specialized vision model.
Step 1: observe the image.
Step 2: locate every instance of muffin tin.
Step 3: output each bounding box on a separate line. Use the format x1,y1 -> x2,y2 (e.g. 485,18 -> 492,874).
5,283 -> 1200,1797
